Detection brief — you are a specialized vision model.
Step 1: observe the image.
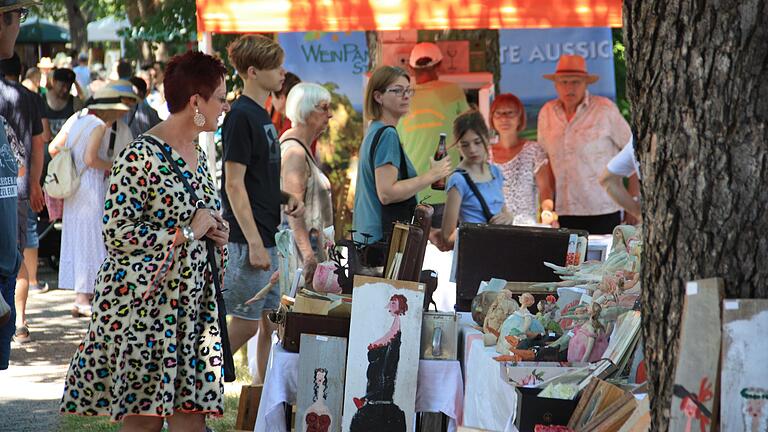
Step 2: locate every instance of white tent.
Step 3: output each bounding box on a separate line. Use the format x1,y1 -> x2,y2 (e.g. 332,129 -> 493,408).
87,16 -> 130,42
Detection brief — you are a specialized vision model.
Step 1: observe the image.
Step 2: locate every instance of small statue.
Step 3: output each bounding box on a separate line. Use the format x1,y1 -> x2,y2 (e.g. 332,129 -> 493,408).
496,293 -> 546,354
482,290 -> 519,346
567,302 -> 610,363
536,295 -> 563,335
472,291 -> 500,327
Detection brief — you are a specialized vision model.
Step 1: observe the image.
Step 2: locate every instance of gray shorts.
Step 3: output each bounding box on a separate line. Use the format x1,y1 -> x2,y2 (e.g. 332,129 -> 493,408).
223,243 -> 279,321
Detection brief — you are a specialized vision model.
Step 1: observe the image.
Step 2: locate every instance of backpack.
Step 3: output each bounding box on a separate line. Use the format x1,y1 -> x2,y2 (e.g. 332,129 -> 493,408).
44,146 -> 81,199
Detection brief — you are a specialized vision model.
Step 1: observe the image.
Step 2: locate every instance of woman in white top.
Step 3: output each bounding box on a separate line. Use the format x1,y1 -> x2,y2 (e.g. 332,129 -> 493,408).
49,87 -> 130,317
489,93 -> 556,225
279,83 -> 335,286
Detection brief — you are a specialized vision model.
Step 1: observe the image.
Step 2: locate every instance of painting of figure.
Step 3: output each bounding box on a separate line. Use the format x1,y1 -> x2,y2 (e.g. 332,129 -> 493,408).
721,299 -> 768,431
342,276 -> 424,432
298,334 -> 347,432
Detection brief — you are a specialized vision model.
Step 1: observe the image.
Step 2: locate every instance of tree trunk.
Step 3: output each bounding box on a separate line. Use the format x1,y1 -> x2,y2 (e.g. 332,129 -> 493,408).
62,0 -> 88,54
624,1 -> 768,430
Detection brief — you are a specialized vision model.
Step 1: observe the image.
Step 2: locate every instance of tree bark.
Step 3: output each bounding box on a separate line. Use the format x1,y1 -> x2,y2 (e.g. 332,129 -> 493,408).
62,0 -> 88,54
624,0 -> 768,430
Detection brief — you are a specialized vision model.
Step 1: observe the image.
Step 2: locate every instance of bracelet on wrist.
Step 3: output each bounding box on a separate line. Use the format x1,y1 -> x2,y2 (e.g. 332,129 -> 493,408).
182,225 -> 196,242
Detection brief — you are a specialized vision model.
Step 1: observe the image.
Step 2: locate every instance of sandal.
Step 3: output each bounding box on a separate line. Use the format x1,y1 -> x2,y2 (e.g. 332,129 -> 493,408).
30,282 -> 51,293
71,304 -> 92,318
14,325 -> 31,344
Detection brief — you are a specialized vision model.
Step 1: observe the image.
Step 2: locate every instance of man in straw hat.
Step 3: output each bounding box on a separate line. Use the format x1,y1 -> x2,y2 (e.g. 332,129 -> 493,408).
537,54 -> 633,234
0,0 -> 42,369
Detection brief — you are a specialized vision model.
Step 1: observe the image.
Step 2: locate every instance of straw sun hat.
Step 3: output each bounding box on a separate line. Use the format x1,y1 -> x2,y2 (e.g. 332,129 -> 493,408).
0,0 -> 40,14
36,57 -> 54,69
543,54 -> 600,84
86,87 -> 131,111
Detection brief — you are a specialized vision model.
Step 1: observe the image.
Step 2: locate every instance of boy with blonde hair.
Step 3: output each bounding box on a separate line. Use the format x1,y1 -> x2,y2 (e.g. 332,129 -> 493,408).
221,34 -> 303,384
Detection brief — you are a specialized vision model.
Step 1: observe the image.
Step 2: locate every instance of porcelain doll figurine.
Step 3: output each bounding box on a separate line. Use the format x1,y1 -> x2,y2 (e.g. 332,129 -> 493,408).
567,302 -> 609,363
536,298 -> 563,335
483,290 -> 519,346
496,293 -> 546,354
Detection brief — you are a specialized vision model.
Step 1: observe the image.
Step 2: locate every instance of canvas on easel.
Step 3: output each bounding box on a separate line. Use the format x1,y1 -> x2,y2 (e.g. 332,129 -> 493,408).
297,334 -> 348,432
669,279 -> 723,432
721,298 -> 768,432
342,276 -> 425,432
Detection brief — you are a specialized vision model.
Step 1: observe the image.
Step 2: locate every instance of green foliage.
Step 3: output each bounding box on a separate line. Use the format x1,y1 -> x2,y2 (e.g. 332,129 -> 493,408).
119,0 -> 197,44
32,0 -> 124,23
612,28 -> 631,121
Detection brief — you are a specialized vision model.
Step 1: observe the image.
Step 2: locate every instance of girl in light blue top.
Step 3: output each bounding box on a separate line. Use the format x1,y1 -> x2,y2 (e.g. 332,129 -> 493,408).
440,110 -> 514,250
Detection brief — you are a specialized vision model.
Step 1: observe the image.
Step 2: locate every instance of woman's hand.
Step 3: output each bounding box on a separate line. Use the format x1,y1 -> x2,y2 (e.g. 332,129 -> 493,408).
189,208 -> 219,241
490,211 -> 515,225
427,155 -> 453,183
283,194 -> 305,218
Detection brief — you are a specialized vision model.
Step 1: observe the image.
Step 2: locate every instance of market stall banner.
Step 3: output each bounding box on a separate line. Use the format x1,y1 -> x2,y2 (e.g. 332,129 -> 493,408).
498,27 -> 616,129
278,31 -> 368,113
196,0 -> 623,33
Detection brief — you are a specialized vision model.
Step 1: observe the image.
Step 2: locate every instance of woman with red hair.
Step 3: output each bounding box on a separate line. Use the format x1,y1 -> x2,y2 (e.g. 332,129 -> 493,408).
490,94 -> 556,225
61,51 -> 231,432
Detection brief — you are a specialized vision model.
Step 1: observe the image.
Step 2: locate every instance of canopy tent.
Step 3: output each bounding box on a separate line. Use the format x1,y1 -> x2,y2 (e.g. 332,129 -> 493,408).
17,17 -> 69,43
87,16 -> 130,42
196,0 -> 623,33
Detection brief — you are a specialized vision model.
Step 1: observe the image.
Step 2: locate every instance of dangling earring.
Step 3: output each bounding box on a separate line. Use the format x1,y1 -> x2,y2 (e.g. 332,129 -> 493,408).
193,106 -> 206,127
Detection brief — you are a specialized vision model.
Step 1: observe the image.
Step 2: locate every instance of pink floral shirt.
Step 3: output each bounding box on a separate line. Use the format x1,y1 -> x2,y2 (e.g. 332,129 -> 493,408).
537,92 -> 632,216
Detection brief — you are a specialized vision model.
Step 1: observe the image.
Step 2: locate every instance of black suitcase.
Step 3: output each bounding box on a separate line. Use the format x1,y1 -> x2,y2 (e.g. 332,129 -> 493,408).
455,223 -> 588,311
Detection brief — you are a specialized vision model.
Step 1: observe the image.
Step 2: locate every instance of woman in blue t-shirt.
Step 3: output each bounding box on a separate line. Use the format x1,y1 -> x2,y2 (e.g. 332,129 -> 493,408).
352,66 -> 452,255
440,110 -> 515,250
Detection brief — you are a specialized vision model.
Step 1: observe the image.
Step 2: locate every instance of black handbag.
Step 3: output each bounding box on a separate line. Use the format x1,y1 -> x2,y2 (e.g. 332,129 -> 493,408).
143,135 -> 236,383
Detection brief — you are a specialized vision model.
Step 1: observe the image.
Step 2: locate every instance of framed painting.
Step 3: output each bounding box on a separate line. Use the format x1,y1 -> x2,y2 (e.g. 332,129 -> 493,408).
297,334 -> 348,432
342,276 -> 424,432
721,298 -> 768,432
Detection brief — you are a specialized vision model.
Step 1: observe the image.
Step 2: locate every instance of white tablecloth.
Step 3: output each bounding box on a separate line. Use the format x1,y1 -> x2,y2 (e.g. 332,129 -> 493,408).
255,342 -> 464,432
461,326 -> 520,432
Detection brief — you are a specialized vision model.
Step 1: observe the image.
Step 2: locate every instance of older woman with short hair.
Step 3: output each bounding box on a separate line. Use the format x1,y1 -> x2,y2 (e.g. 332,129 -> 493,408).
60,51 -> 231,432
279,82 -> 334,286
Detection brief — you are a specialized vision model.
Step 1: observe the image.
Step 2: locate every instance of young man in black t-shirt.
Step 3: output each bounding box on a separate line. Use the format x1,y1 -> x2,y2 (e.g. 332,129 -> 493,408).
221,34 -> 303,384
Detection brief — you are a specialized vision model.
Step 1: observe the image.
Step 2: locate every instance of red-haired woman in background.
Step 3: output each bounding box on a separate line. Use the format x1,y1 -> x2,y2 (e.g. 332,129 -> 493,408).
61,51 -> 231,432
490,94 -> 556,226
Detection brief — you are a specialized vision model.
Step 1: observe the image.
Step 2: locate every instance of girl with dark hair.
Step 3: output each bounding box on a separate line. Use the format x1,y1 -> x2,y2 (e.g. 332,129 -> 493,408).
439,110 -> 515,250
350,294 -> 409,431
60,51 -> 231,432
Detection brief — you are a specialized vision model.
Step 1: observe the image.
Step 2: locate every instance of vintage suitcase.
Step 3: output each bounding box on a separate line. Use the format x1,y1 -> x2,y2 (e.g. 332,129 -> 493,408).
278,311 -> 350,353
385,223 -> 426,282
455,224 -> 588,311
420,311 -> 459,360
515,387 -> 580,432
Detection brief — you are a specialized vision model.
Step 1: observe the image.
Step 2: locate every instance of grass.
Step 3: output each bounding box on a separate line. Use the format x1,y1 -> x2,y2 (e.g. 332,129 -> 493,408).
58,350 -> 252,432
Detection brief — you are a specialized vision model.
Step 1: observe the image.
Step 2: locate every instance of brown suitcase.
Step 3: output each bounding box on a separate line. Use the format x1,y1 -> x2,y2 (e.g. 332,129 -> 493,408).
278,311 -> 351,353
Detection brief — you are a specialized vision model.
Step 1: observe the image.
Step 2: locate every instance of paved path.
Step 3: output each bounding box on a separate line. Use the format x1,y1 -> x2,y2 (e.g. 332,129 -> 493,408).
0,266 -> 83,432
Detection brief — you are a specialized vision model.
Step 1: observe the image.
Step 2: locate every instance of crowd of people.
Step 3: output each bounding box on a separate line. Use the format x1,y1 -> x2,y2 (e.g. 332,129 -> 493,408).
0,5 -> 640,427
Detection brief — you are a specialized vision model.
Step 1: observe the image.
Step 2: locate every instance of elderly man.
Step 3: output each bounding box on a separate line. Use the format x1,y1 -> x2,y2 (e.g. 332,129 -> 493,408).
397,42 -> 469,237
537,54 -> 633,234
0,0 -> 40,370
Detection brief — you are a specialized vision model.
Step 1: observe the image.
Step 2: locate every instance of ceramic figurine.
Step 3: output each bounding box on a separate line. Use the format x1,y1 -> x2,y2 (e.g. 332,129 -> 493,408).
495,293 -> 546,354
567,302 -> 609,363
472,291 -> 500,327
482,290 -> 519,346
536,297 -> 563,335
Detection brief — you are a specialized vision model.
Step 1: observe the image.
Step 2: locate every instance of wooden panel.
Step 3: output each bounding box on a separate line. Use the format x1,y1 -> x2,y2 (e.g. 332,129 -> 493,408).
720,298 -> 768,432
342,276 -> 424,432
297,334 -> 348,432
669,279 -> 723,432
234,384 -> 263,431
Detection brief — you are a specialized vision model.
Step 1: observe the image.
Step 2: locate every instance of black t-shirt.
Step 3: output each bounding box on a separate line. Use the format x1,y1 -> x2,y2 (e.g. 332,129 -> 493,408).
0,78 -> 43,199
221,95 -> 282,246
44,94 -> 77,138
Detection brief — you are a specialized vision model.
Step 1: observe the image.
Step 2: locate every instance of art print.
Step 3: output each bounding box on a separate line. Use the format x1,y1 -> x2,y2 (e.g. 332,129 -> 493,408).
342,276 -> 424,432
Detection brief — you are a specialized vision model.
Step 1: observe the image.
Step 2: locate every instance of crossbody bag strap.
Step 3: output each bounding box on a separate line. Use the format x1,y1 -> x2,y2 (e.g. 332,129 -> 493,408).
457,169 -> 494,222
368,125 -> 408,186
107,122 -> 118,158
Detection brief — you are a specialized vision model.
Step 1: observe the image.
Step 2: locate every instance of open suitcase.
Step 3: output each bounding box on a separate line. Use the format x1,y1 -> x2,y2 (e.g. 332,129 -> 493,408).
455,223 -> 589,311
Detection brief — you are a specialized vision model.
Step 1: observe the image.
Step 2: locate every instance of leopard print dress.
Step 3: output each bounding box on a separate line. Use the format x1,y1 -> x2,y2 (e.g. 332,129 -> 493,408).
60,134 -> 227,421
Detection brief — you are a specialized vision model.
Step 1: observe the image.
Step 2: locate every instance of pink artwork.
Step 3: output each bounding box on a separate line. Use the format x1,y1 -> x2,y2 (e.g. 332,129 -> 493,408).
741,388 -> 768,432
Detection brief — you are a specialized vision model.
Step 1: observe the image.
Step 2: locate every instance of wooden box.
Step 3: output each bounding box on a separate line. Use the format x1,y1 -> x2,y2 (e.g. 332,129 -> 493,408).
279,312 -> 350,353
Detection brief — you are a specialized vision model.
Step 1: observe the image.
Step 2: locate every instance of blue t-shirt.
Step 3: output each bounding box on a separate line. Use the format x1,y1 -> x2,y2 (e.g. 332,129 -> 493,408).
353,121 -> 417,243
0,117 -> 20,278
446,164 -> 506,224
